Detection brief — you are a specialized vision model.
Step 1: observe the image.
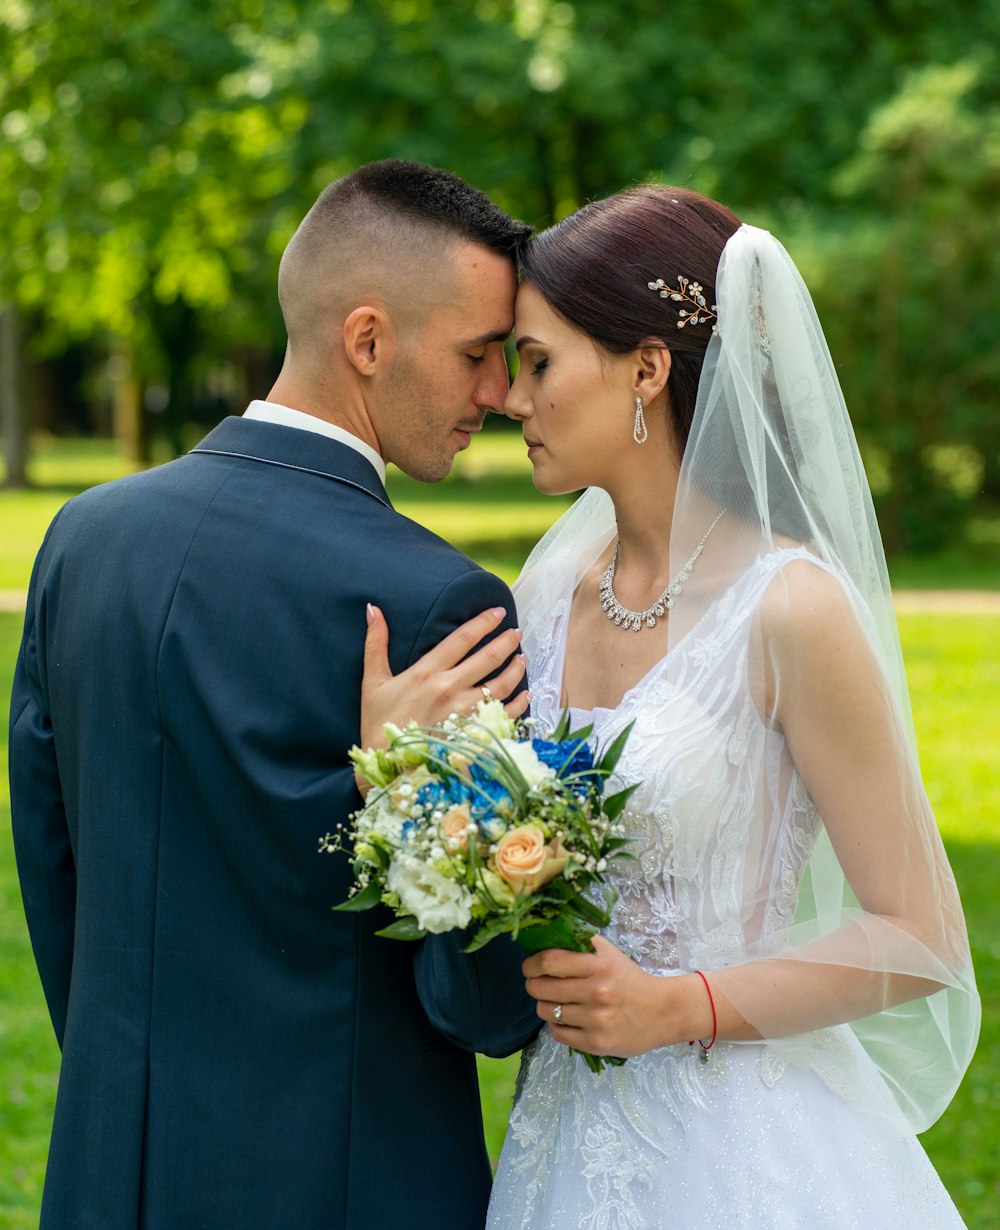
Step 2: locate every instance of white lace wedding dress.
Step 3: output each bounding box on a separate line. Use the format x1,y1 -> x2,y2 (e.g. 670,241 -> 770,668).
487,549 -> 965,1230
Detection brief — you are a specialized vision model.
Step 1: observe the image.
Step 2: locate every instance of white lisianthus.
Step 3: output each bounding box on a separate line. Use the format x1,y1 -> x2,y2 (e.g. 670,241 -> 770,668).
469,699 -> 517,743
500,739 -> 556,790
387,857 -> 474,933
349,745 -> 395,789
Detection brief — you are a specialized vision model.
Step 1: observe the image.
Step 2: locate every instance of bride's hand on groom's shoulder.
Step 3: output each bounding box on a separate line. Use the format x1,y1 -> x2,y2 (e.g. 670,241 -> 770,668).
358,603 -> 530,755
522,936 -> 709,1059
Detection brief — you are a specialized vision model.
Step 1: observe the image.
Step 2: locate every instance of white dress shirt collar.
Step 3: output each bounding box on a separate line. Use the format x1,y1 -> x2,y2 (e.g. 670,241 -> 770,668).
243,400 -> 387,485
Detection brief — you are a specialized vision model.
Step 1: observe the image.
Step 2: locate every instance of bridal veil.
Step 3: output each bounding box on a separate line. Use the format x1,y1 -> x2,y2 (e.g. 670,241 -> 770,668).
514,223 -> 980,1132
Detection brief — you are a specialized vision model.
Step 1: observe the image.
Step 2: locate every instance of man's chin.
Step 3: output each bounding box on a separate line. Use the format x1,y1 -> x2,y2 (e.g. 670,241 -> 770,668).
394,454 -> 455,484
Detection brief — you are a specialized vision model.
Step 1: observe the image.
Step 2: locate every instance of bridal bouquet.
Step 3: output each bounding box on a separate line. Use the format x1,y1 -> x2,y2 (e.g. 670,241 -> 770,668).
320,698 -> 636,1071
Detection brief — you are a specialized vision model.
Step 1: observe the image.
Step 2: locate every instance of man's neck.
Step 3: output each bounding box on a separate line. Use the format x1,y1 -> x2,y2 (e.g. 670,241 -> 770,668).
265,378 -> 381,456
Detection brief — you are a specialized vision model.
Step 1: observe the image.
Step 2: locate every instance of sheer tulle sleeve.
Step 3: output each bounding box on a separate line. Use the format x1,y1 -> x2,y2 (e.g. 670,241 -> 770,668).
669,227 -> 979,1131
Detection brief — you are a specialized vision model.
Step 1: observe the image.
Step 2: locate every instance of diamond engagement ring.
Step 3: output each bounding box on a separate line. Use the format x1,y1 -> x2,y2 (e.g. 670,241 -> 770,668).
553,1003 -> 563,1023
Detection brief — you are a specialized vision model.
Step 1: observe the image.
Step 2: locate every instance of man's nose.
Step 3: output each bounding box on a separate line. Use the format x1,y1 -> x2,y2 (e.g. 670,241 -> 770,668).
476,349 -> 512,415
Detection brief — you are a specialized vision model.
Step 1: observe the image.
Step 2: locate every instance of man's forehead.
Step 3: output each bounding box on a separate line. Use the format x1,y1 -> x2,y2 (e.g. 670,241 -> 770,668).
422,240 -> 516,338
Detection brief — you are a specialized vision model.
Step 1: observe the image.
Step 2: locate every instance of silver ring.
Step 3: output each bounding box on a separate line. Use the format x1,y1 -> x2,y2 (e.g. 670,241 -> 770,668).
553,1003 -> 563,1023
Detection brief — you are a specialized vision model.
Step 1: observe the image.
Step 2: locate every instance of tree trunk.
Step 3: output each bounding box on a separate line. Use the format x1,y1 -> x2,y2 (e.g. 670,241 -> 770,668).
109,337 -> 148,465
0,305 -> 30,488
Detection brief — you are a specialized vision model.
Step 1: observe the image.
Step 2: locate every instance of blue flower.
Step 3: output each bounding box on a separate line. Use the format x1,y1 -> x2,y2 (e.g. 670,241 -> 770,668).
467,763 -> 513,821
531,738 -> 594,779
416,777 -> 472,815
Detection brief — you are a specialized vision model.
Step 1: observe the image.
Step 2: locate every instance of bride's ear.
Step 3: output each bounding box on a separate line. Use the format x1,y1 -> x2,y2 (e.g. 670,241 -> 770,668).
632,340 -> 671,403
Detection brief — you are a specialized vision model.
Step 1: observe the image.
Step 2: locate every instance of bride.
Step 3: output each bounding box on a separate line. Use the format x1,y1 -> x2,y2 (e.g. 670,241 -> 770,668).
364,185 -> 980,1228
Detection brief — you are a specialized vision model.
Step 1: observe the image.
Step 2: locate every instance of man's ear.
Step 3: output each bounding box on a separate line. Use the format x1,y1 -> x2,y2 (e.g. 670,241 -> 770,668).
633,339 -> 671,403
343,305 -> 393,375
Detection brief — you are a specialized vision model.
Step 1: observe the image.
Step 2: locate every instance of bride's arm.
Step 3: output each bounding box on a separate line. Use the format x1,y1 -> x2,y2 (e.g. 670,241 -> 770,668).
524,562 -> 971,1057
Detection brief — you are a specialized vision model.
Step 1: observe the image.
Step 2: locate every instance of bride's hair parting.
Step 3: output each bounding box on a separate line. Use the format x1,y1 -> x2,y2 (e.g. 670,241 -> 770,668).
520,186 -> 741,450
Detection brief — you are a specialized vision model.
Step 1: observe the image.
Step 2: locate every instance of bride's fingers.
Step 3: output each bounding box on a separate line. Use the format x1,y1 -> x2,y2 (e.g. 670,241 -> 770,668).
480,652 -> 528,706
448,626 -> 523,692
503,688 -> 531,719
544,1001 -> 576,1028
361,603 -> 392,691
416,606 -> 513,673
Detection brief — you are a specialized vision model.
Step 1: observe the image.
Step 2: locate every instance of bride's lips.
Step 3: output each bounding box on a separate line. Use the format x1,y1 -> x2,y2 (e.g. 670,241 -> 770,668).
524,437 -> 543,459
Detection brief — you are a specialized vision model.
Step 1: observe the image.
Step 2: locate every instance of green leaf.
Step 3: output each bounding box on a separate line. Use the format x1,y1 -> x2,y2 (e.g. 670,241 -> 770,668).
368,843 -> 391,871
461,914 -> 515,953
551,710 -> 571,742
515,915 -> 597,954
597,719 -> 636,776
568,893 -> 615,928
602,782 -> 641,822
375,916 -> 428,942
565,722 -> 594,743
333,879 -> 383,912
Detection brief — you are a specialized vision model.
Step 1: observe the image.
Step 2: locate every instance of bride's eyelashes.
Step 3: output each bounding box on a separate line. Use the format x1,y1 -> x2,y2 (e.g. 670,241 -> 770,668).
531,356 -> 550,376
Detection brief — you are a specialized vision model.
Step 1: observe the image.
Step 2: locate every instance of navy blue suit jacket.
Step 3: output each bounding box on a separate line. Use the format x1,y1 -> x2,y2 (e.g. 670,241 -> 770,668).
9,416 -> 539,1230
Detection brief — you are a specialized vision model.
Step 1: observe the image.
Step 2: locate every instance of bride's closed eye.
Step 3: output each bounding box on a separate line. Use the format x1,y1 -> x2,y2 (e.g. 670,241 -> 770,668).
531,356 -> 550,376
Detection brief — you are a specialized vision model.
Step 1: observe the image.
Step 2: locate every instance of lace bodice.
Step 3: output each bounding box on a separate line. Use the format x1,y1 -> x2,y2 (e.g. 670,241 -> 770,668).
529,548 -> 822,978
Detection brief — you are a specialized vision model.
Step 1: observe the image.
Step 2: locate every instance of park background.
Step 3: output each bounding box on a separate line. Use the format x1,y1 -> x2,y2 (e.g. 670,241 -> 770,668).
1,0 -> 998,1225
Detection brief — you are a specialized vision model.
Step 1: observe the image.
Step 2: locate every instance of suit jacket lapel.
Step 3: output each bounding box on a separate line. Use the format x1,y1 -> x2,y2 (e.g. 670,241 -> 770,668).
190,416 -> 391,509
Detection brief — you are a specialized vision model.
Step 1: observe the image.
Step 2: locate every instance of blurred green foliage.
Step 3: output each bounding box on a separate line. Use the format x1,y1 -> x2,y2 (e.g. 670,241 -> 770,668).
1,0 -> 999,547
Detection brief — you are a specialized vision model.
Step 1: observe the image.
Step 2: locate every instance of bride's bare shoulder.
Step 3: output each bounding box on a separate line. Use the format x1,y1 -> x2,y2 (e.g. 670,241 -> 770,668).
758,549 -> 864,660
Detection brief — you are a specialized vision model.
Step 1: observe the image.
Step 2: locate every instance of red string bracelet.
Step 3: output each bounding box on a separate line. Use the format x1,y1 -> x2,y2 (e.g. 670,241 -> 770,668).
688,970 -> 717,1063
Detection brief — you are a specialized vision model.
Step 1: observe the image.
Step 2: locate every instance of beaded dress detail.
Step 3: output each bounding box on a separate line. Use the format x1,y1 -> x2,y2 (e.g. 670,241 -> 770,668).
486,549 -> 966,1230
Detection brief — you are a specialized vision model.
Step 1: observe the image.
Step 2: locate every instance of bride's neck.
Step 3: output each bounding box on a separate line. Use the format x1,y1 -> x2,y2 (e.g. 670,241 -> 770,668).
605,466 -> 678,585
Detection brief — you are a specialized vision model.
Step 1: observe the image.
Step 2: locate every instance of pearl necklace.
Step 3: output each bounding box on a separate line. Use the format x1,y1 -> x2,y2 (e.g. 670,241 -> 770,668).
598,511 -> 726,632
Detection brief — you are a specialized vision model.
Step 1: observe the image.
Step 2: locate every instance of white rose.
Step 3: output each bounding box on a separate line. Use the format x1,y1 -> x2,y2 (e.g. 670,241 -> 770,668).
500,739 -> 556,790
387,857 -> 473,934
470,698 -> 517,743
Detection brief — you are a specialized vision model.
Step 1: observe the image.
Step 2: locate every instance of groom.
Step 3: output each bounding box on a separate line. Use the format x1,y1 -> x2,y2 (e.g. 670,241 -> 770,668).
10,161 -> 539,1229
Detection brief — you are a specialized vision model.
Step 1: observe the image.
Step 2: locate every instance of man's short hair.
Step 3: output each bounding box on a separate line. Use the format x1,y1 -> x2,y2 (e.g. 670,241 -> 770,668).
318,159 -> 532,261
278,160 -> 531,345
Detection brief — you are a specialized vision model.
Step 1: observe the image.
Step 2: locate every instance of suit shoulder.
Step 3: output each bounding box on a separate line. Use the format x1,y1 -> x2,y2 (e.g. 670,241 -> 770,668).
377,505 -> 486,579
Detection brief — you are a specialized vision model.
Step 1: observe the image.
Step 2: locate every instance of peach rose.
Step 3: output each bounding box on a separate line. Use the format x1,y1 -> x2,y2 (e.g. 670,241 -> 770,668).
440,804 -> 473,854
493,825 -> 569,895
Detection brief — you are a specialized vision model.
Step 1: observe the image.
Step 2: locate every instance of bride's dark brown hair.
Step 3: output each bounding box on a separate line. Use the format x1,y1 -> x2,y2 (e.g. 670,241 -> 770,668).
520,186 -> 741,450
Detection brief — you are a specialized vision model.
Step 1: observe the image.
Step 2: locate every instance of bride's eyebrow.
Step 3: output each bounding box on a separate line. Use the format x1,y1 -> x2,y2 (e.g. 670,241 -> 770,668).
515,335 -> 544,351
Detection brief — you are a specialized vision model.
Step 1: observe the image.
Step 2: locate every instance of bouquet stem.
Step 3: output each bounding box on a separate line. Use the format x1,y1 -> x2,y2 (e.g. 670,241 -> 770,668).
515,920 -> 626,1073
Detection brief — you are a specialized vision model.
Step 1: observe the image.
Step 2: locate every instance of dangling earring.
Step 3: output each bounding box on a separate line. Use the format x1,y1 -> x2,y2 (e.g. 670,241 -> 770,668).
633,396 -> 648,445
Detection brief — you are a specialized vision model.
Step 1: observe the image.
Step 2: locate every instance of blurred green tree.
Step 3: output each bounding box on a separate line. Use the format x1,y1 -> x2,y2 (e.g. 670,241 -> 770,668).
1,0 -> 998,545
800,60 -> 1000,552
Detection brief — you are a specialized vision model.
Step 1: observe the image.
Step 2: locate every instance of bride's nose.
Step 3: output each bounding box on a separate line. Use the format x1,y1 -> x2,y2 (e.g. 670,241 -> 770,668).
502,370 -> 532,421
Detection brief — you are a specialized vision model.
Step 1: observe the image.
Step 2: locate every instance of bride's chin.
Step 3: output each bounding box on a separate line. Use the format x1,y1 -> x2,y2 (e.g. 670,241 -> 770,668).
531,469 -> 577,498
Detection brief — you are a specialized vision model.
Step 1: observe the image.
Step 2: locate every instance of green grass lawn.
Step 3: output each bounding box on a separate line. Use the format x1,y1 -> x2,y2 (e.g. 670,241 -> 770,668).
2,435 -> 999,1225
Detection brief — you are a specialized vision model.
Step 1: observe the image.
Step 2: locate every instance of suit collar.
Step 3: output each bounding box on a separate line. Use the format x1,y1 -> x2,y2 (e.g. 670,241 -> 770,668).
190,416 -> 391,508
